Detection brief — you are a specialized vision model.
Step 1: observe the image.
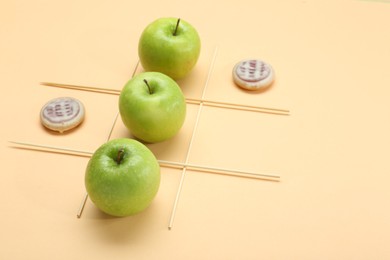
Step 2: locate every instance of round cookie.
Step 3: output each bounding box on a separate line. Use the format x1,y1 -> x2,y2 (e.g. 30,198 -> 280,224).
40,97 -> 85,133
233,59 -> 275,91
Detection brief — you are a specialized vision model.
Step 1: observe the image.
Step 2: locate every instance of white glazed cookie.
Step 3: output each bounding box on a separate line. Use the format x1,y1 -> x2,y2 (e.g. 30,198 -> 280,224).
232,59 -> 275,91
40,97 -> 85,133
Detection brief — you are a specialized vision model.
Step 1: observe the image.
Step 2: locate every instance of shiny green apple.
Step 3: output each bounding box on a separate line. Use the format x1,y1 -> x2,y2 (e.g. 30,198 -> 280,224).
119,71 -> 186,143
85,138 -> 160,217
138,17 -> 201,80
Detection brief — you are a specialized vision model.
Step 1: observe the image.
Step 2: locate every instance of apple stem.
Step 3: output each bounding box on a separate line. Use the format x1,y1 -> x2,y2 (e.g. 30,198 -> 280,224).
173,18 -> 181,36
143,79 -> 153,94
116,148 -> 125,165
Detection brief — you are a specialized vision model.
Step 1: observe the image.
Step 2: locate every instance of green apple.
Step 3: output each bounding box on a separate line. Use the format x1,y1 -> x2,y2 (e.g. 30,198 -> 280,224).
119,71 -> 186,143
138,17 -> 201,80
85,138 -> 160,217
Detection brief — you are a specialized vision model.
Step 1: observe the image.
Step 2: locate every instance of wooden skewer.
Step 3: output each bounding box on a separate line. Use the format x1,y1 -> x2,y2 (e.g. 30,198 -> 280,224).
8,141 -> 93,157
41,61 -> 141,96
192,99 -> 289,115
199,99 -> 289,114
160,160 -> 280,181
75,65 -> 133,218
40,81 -> 120,95
39,83 -> 289,115
168,45 -> 217,230
8,141 -> 280,182
76,112 -> 121,218
77,193 -> 89,218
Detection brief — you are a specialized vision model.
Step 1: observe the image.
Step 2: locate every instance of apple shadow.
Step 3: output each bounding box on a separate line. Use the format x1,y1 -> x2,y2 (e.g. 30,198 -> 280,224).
175,68 -> 200,89
84,202 -> 162,244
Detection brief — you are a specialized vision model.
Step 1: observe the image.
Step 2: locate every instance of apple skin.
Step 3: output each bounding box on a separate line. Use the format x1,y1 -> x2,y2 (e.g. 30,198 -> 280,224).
138,17 -> 201,80
119,71 -> 186,143
85,138 -> 160,217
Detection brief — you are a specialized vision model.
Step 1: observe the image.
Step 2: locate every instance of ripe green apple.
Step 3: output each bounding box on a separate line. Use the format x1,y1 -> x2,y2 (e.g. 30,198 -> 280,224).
85,138 -> 160,217
138,17 -> 201,80
119,71 -> 186,143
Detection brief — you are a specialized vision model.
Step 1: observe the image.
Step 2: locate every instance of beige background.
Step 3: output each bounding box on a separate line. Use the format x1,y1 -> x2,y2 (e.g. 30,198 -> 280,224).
1,0 -> 390,259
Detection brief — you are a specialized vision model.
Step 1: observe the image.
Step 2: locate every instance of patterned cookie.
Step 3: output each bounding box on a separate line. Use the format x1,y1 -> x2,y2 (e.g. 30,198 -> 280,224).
40,97 -> 85,133
232,59 -> 275,91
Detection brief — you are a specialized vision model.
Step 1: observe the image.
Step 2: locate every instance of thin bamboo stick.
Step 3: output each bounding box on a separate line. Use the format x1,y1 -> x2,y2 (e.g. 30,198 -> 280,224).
77,62 -> 140,218
40,81 -> 120,95
39,83 -> 289,115
168,45 -> 217,230
77,193 -> 89,218
8,141 -> 279,181
159,160 -> 279,182
9,141 -> 93,157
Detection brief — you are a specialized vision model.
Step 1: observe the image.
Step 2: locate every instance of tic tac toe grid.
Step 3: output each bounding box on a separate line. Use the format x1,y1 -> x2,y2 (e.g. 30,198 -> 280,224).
10,44 -> 289,230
